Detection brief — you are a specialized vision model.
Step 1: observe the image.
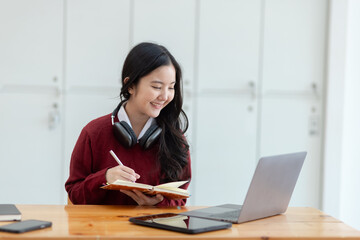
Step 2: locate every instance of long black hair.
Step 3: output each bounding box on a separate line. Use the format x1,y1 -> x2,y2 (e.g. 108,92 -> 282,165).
120,42 -> 189,182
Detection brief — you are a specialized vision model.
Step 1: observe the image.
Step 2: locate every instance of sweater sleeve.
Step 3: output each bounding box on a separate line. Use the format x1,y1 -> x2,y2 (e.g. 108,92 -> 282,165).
156,152 -> 192,207
65,129 -> 108,204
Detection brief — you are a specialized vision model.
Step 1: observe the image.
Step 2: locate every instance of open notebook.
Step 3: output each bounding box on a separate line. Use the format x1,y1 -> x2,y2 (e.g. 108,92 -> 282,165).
101,180 -> 190,200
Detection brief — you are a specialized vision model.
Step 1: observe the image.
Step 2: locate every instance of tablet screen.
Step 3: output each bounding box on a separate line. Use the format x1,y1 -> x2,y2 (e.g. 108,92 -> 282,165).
129,213 -> 231,234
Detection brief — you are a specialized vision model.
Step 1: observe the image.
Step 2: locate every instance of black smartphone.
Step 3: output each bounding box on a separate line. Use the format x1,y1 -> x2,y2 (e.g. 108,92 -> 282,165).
129,213 -> 231,234
0,219 -> 52,233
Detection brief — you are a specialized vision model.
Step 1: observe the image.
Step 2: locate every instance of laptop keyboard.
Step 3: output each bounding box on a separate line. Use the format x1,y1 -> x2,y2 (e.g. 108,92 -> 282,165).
208,210 -> 241,222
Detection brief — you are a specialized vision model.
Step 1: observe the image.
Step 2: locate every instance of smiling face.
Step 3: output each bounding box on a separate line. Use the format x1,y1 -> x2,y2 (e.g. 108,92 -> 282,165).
125,64 -> 176,122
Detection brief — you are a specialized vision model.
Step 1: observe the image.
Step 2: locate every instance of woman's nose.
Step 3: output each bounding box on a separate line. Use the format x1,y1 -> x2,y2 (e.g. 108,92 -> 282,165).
158,89 -> 169,100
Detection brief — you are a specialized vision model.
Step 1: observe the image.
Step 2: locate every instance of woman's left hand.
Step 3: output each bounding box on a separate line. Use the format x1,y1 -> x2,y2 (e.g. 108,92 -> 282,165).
120,189 -> 164,206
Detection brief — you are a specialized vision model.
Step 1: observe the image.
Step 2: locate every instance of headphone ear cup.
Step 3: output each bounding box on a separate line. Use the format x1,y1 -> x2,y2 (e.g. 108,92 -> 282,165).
139,124 -> 162,150
113,121 -> 137,148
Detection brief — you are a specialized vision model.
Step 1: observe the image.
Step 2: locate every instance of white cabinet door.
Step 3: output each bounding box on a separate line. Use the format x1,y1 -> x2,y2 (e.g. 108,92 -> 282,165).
193,0 -> 260,205
259,0 -> 327,208
193,96 -> 257,205
262,0 -> 327,94
133,0 -> 196,146
0,94 -> 63,204
0,0 -> 63,87
259,97 -> 322,207
0,0 -> 63,204
66,0 -> 131,90
198,0 -> 261,92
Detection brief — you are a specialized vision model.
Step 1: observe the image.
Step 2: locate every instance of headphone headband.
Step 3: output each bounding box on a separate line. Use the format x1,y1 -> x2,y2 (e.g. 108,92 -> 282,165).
111,102 -> 122,125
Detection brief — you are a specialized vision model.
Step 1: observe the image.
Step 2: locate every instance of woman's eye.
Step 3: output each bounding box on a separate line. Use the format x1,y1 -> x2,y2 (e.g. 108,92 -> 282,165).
152,86 -> 161,90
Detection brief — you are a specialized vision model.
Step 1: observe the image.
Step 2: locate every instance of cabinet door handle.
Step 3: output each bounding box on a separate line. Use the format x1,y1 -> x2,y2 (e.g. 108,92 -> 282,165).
248,81 -> 256,99
312,82 -> 320,99
49,103 -> 60,130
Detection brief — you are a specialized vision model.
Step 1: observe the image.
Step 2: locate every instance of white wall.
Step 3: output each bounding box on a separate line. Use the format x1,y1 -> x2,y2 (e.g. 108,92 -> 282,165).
323,0 -> 360,230
341,0 -> 360,229
1,0 -> 359,230
0,0 -> 326,208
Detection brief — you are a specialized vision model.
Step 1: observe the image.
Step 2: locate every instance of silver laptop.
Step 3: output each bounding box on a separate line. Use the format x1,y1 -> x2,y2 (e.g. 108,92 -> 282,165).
181,152 -> 306,223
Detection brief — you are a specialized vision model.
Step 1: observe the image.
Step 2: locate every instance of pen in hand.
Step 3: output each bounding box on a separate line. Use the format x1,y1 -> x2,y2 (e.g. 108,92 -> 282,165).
109,150 -> 123,166
109,150 -> 140,182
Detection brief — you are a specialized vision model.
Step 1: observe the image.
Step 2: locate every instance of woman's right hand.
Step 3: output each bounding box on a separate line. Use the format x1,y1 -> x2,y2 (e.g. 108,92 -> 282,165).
105,165 -> 140,183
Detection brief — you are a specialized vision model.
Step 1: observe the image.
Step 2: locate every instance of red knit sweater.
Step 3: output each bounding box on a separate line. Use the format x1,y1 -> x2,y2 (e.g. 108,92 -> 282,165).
65,113 -> 191,205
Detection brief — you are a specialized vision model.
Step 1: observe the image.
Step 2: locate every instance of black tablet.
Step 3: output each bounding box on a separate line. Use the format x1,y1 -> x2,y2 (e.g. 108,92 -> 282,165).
129,213 -> 231,234
0,219 -> 52,233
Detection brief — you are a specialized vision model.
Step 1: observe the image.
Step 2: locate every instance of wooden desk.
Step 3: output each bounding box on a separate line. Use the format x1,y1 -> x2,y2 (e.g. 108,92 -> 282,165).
0,205 -> 359,239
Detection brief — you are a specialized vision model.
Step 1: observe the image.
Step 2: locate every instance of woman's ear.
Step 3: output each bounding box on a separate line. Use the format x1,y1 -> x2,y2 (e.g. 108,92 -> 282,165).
124,77 -> 134,95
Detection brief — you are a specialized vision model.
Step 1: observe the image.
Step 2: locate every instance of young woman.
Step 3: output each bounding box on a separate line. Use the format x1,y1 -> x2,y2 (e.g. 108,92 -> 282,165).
65,42 -> 191,206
